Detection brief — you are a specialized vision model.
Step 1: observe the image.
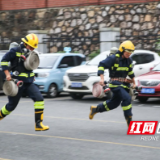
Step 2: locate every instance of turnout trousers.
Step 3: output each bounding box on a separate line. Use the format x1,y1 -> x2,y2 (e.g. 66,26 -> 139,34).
0,83 -> 49,131
97,86 -> 132,117
0,83 -> 44,117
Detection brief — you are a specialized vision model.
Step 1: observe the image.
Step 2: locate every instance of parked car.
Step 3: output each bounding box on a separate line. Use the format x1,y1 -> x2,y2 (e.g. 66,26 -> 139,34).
0,51 -> 7,90
63,50 -> 160,99
63,50 -> 110,99
135,62 -> 160,102
130,50 -> 160,77
34,53 -> 86,98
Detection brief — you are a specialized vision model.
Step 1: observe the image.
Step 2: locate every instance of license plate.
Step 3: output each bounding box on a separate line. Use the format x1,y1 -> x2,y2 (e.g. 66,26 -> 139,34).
71,82 -> 82,88
141,88 -> 155,94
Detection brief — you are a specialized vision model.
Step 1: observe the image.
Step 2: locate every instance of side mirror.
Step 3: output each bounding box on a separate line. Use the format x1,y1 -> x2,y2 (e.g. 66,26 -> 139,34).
58,64 -> 68,68
86,61 -> 90,64
132,61 -> 136,68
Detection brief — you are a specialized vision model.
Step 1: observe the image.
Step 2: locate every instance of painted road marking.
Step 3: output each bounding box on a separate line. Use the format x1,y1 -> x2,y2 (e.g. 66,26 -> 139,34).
137,104 -> 144,107
12,114 -> 125,123
0,131 -> 160,150
0,97 -> 71,103
152,106 -> 160,108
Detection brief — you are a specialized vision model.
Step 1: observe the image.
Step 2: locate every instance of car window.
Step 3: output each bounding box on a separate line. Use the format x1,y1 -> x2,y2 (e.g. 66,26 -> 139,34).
38,55 -> 59,69
0,53 -> 11,67
60,56 -> 76,67
0,54 -> 7,67
131,53 -> 154,65
88,53 -> 108,66
75,56 -> 85,65
0,50 -> 8,54
0,55 -> 4,67
130,55 -> 141,64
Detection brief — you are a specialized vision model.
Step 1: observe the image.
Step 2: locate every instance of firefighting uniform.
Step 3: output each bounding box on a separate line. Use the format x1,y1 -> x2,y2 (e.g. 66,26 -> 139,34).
96,51 -> 135,121
0,43 -> 49,131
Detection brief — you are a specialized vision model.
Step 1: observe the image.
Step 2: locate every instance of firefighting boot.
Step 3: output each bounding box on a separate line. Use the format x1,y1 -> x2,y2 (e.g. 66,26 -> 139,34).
35,110 -> 49,131
0,110 -> 6,120
89,106 -> 99,120
125,116 -> 132,127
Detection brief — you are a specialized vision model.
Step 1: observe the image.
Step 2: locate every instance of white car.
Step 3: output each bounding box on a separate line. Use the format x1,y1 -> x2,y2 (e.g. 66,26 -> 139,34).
63,50 -> 160,99
130,50 -> 160,77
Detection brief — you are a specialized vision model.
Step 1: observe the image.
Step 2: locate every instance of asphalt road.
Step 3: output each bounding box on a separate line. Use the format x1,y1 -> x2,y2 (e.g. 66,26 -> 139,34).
0,93 -> 160,160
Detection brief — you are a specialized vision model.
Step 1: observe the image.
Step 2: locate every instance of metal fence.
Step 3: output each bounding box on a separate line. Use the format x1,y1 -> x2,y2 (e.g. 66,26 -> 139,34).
43,34 -> 100,55
1,34 -> 160,54
0,36 -> 21,50
116,34 -> 160,53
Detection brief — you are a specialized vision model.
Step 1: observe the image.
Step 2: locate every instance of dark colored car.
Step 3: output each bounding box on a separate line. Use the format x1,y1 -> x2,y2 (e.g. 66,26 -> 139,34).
0,51 -> 7,90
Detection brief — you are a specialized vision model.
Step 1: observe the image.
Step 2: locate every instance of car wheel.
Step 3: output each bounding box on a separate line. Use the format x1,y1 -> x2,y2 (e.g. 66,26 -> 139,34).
137,97 -> 148,103
70,93 -> 84,99
47,84 -> 58,98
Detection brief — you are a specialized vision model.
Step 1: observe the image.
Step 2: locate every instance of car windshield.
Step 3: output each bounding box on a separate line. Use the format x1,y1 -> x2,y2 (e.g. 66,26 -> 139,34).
38,55 -> 59,69
87,53 -> 109,66
0,54 -> 5,67
0,50 -> 8,54
152,63 -> 160,71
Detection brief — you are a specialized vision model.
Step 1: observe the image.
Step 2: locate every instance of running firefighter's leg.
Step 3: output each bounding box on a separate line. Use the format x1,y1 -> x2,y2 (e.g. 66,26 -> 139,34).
26,83 -> 49,131
89,89 -> 121,119
0,90 -> 22,120
121,88 -> 133,127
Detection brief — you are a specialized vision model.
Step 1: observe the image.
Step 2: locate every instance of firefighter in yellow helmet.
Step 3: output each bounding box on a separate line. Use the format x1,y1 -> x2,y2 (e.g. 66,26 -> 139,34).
0,33 -> 49,131
21,33 -> 39,49
89,40 -> 136,127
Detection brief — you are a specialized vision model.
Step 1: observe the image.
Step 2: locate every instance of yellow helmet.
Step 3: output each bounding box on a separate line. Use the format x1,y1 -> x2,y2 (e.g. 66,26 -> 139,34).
21,33 -> 39,49
119,40 -> 135,53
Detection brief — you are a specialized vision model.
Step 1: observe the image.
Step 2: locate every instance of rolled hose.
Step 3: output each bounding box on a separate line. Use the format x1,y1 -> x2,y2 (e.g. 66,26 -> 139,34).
3,79 -> 23,96
16,80 -> 23,87
92,81 -> 142,99
24,51 -> 40,70
92,83 -> 106,98
20,55 -> 27,61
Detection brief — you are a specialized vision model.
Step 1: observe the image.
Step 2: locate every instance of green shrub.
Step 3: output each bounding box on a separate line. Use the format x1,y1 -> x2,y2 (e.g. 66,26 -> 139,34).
57,51 -> 66,53
88,49 -> 100,60
156,37 -> 160,56
57,51 -> 79,53
72,51 -> 79,53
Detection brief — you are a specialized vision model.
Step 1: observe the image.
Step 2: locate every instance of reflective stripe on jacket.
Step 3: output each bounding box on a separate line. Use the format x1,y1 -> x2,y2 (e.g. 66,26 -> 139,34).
1,44 -> 35,83
98,51 -> 135,87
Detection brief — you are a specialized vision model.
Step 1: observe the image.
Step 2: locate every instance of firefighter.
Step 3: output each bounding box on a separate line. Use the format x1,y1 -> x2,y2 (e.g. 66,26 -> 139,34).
89,40 -> 136,127
0,33 -> 49,131
109,47 -> 118,56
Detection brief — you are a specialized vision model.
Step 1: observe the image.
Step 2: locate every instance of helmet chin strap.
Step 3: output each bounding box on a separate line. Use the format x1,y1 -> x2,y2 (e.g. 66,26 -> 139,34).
122,47 -> 125,52
21,43 -> 30,54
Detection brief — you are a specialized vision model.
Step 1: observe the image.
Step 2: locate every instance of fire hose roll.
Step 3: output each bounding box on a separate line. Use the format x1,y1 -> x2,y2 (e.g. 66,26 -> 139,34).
3,79 -> 23,97
92,82 -> 106,98
24,50 -> 40,70
129,88 -> 136,101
